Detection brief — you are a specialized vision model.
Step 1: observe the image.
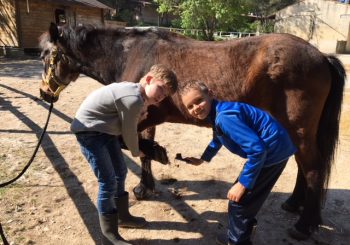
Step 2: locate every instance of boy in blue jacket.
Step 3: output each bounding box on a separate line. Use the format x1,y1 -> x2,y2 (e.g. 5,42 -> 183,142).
179,80 -> 296,245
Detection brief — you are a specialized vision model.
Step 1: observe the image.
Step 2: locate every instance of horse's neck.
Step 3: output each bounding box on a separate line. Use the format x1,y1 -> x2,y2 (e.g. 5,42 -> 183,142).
72,29 -> 163,84
76,55 -> 123,85
79,65 -> 109,84
72,35 -> 126,85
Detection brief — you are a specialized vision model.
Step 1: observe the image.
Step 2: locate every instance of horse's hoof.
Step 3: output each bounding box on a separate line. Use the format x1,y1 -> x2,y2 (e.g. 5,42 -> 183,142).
138,139 -> 169,164
133,184 -> 154,200
287,227 -> 310,241
281,202 -> 300,213
153,144 -> 169,165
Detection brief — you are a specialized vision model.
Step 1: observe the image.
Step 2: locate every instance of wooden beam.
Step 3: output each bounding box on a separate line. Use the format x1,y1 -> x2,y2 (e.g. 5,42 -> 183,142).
15,0 -> 23,47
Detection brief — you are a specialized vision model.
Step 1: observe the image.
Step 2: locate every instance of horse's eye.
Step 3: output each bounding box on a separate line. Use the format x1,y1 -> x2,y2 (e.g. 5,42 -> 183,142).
40,50 -> 49,60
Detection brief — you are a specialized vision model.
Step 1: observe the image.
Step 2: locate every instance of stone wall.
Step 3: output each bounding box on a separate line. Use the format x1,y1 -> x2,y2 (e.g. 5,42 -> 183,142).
275,0 -> 350,53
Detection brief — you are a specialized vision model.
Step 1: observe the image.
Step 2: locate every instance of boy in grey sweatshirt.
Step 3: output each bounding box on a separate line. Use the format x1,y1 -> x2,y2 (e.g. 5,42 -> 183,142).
71,64 -> 178,244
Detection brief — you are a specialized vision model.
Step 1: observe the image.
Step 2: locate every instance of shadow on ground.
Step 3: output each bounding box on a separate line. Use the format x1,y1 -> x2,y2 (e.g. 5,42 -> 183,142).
0,57 -> 42,78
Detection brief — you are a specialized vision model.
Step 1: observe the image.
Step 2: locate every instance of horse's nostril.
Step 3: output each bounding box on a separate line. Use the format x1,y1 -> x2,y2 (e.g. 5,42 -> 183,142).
40,88 -> 58,103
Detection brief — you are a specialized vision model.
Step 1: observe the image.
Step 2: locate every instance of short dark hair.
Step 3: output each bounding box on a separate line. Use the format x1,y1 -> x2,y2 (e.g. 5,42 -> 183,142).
179,80 -> 208,96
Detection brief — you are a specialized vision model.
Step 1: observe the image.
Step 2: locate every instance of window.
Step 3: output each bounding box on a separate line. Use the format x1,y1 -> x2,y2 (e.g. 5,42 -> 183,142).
55,9 -> 66,25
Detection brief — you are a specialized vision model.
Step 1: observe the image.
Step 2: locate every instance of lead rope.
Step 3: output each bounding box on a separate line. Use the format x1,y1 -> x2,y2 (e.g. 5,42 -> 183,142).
0,100 -> 54,245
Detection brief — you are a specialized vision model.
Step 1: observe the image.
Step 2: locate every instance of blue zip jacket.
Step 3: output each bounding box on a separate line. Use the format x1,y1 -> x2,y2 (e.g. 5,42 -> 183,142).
201,100 -> 296,189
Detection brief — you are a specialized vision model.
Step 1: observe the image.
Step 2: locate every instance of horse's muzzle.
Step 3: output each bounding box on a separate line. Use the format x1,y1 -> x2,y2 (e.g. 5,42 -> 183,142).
40,88 -> 59,103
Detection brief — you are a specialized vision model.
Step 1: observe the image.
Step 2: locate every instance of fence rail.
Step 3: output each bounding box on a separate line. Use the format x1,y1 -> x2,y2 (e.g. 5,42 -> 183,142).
126,26 -> 260,39
214,31 -> 259,39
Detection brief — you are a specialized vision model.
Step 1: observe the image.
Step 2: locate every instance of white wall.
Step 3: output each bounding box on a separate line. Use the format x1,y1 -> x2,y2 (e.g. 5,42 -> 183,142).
275,0 -> 350,53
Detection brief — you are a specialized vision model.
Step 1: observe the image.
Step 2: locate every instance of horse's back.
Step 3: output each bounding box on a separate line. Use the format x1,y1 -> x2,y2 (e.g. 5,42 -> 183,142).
120,30 -> 332,131
164,33 -> 332,133
163,33 -> 331,101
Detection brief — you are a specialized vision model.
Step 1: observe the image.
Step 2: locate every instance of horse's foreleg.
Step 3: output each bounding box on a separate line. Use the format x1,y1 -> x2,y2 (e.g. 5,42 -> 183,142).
133,127 -> 156,200
133,157 -> 154,200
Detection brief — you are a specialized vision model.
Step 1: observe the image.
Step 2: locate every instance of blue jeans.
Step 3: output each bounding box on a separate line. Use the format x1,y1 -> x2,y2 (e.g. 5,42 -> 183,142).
75,132 -> 128,214
227,160 -> 287,244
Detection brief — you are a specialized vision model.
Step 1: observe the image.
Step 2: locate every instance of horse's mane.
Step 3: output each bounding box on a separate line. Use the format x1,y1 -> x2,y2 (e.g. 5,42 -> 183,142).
39,24 -> 188,52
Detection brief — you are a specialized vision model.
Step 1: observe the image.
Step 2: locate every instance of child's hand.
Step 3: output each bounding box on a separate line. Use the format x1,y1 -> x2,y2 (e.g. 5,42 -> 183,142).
227,182 -> 246,202
183,157 -> 204,165
175,154 -> 204,165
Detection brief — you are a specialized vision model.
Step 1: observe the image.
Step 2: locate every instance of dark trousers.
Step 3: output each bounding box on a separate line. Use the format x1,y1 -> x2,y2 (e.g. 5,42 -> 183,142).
227,160 -> 288,244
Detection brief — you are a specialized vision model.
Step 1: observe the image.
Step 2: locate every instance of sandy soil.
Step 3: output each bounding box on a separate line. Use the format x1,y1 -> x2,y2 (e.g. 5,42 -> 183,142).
0,57 -> 349,245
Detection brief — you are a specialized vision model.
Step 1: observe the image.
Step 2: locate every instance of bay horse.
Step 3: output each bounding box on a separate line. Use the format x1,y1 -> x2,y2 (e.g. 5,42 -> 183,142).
38,23 -> 345,239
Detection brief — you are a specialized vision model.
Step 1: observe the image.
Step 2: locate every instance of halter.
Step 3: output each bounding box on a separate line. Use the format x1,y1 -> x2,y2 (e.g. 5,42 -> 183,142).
42,46 -> 67,98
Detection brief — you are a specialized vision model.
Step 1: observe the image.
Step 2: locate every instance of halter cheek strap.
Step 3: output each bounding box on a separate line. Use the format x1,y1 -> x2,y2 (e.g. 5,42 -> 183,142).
43,47 -> 66,97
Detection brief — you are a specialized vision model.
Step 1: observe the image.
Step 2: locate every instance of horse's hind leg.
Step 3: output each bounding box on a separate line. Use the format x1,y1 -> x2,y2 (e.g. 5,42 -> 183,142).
133,127 -> 156,200
287,135 -> 323,239
281,168 -> 306,212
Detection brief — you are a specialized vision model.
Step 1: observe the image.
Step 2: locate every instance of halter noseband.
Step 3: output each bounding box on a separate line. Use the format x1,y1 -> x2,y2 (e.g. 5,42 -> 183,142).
42,46 -> 67,98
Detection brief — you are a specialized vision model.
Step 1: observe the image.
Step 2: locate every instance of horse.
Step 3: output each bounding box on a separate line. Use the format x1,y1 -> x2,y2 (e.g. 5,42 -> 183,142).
38,23 -> 345,240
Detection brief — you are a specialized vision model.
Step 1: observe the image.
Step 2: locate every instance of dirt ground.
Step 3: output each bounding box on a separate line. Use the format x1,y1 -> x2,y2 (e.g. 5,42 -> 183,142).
0,57 -> 349,245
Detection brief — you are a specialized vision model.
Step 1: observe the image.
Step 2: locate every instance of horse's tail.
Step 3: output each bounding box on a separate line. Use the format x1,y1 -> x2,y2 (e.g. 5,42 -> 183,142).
317,55 -> 345,201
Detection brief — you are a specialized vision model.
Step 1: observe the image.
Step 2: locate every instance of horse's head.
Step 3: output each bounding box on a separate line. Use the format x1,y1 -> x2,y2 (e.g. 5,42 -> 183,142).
39,23 -> 80,103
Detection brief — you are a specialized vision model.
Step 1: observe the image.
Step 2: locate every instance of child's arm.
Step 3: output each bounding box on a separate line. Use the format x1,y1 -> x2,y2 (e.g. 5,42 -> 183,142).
177,129 -> 222,165
118,96 -> 143,157
200,130 -> 222,162
175,153 -> 204,165
217,112 -> 267,189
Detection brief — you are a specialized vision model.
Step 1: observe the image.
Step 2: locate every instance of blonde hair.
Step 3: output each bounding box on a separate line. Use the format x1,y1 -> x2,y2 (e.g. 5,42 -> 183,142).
179,80 -> 209,96
142,64 -> 178,94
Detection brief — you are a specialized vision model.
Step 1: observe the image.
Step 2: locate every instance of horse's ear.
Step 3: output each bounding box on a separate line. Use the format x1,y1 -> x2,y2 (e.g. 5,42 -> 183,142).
49,22 -> 59,43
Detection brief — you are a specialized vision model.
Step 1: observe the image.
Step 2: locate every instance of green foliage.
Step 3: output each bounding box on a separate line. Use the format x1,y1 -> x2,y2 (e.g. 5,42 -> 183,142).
244,0 -> 296,33
154,0 -> 297,40
171,18 -> 182,28
155,0 -> 179,14
155,0 -> 246,40
183,32 -> 208,41
245,0 -> 297,16
245,20 -> 274,33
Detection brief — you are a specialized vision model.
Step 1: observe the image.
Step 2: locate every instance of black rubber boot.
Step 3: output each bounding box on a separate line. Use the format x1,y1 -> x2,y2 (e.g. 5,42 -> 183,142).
116,192 -> 147,228
287,226 -> 311,241
98,213 -> 131,245
216,233 -> 252,245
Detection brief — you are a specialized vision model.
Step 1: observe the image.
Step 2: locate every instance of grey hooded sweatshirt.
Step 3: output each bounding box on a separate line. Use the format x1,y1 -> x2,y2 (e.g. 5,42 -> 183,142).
71,82 -> 144,157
